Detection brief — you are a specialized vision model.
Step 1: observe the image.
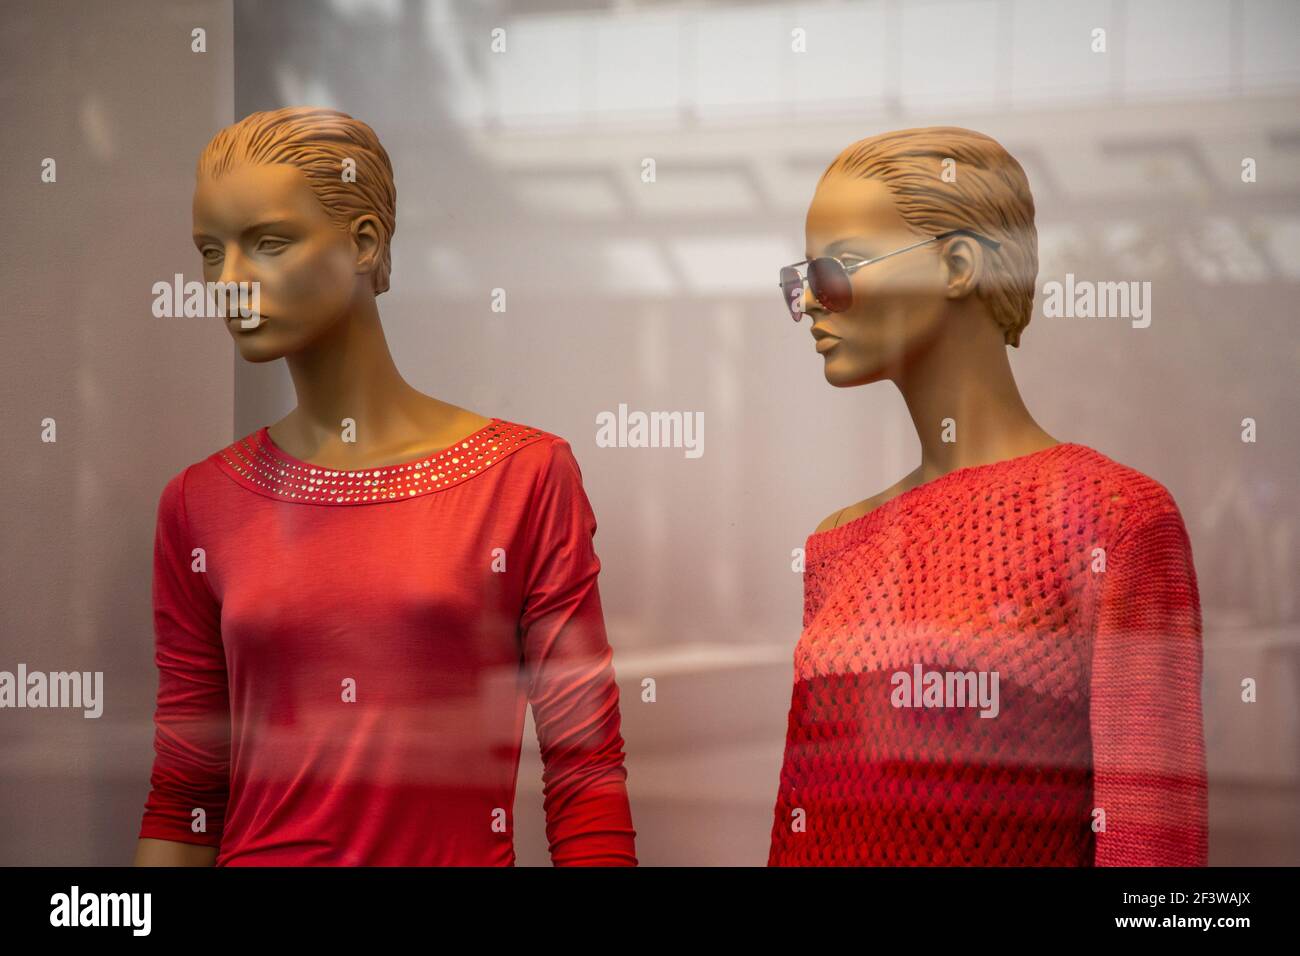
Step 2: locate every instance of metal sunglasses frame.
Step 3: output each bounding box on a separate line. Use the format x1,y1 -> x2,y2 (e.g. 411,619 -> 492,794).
779,228 -> 1003,320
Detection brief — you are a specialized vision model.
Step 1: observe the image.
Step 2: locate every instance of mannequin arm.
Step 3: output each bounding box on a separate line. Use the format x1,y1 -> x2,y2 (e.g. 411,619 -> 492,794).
137,469 -> 231,857
133,837 -> 217,866
520,439 -> 637,866
1090,506 -> 1208,865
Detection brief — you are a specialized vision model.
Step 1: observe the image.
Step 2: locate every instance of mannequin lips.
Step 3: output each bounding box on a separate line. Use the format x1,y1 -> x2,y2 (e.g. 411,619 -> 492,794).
811,325 -> 840,352
227,314 -> 268,331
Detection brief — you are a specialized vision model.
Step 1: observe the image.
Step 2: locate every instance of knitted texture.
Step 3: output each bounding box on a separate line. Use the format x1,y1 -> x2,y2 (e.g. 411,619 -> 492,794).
768,442 -> 1207,866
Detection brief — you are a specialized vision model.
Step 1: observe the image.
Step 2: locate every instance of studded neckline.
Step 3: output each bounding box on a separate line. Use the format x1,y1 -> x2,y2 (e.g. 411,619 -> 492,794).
214,418 -> 549,505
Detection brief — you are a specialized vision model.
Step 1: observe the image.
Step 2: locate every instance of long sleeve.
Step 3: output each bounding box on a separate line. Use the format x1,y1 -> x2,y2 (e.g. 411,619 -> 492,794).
1090,504 -> 1208,866
138,466 -> 231,847
518,438 -> 637,866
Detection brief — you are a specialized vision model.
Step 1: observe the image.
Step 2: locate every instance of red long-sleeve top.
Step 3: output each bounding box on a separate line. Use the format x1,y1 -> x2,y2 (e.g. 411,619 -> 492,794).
139,418 -> 637,866
769,441 -> 1208,866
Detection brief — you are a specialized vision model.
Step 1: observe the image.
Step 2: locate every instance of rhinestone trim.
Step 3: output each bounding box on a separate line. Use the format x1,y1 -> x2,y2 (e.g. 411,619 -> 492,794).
215,418 -> 548,505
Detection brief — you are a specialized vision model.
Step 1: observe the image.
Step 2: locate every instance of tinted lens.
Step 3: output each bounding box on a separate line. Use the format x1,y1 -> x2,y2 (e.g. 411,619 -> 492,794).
808,257 -> 852,312
779,266 -> 804,320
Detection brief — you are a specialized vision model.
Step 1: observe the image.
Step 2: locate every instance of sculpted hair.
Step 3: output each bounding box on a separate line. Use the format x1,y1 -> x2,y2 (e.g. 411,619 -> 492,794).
197,107 -> 398,295
820,127 -> 1038,347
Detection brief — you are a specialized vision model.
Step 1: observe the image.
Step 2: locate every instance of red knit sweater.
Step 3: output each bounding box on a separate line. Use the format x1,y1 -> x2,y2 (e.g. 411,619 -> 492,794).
768,442 -> 1207,866
139,418 -> 637,866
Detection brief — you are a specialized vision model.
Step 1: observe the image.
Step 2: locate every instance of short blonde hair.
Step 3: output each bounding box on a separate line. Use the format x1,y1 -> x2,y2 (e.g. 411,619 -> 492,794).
820,127 -> 1038,347
197,107 -> 398,295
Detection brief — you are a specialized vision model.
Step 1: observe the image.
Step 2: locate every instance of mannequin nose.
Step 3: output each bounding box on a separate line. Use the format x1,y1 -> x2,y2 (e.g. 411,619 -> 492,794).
801,284 -> 826,318
216,247 -> 250,287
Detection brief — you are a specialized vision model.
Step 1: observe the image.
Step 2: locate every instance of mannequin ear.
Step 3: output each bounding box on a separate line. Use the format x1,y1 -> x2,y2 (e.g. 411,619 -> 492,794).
349,214 -> 382,281
940,234 -> 984,300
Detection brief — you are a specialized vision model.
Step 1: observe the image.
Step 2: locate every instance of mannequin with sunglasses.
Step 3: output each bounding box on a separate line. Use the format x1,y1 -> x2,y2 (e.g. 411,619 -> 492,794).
133,108 -> 636,867
767,127 -> 1207,867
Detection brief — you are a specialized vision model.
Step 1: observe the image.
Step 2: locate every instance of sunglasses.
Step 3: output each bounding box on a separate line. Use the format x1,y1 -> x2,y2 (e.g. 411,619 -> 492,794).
778,228 -> 1002,321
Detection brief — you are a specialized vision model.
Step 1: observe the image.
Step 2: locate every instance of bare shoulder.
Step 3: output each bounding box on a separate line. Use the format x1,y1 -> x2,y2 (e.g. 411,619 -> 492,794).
813,507 -> 847,535
411,400 -> 496,449
442,404 -> 494,436
813,495 -> 882,535
813,469 -> 922,536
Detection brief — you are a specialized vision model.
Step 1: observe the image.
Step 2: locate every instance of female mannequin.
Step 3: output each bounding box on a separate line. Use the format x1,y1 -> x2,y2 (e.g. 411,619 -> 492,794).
768,127 -> 1207,866
133,108 -> 636,866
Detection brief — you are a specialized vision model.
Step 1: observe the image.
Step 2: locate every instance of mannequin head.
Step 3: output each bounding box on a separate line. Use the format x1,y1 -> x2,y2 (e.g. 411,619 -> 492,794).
192,107 -> 397,362
801,127 -> 1037,387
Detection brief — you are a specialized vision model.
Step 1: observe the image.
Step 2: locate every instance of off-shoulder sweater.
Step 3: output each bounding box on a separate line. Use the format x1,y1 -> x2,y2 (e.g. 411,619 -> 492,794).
768,442 -> 1207,866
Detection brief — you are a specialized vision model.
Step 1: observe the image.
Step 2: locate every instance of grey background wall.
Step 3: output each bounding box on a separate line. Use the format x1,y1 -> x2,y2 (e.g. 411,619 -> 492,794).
2,0 -> 1297,865
0,0 -> 234,864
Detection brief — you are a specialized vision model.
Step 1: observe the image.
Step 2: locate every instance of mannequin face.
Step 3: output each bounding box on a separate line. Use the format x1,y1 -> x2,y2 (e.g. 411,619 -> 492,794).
802,172 -> 960,387
192,163 -> 371,362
